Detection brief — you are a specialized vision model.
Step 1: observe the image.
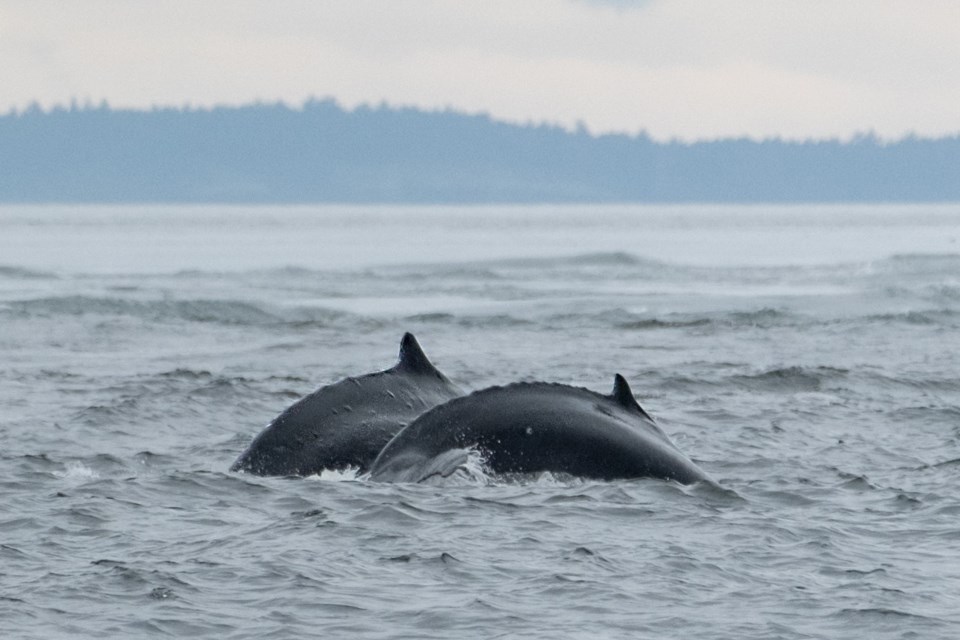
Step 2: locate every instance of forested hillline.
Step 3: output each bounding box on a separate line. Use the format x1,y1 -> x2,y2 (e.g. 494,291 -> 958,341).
2,99 -> 959,203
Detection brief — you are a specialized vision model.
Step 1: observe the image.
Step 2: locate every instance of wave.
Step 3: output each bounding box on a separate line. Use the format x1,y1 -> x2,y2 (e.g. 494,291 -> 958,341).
864,309 -> 960,326
163,253 -> 663,279
616,308 -> 802,332
2,295 -> 359,328
156,368 -> 309,386
619,307 -> 960,333
173,265 -> 334,279
618,318 -> 712,330
7,292 -> 956,338
730,366 -> 849,393
888,405 -> 960,423
874,252 -> 960,270
454,251 -> 662,270
404,312 -> 533,328
0,265 -> 58,279
551,251 -> 654,267
831,607 -> 944,624
725,308 -> 796,326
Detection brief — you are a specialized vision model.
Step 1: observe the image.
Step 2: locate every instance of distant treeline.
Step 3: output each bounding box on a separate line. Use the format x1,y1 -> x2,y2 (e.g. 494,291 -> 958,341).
2,99 -> 959,203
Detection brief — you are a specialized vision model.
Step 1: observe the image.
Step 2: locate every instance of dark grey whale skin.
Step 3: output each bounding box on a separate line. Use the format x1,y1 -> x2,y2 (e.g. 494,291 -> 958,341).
231,333 -> 463,476
369,375 -> 711,485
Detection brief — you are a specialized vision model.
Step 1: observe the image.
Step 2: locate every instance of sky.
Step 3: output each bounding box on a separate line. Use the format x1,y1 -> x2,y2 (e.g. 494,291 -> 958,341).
2,0 -> 959,141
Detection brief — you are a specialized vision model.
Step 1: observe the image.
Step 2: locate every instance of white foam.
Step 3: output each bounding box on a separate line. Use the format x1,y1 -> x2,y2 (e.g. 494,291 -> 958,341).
314,466 -> 362,482
54,461 -> 100,482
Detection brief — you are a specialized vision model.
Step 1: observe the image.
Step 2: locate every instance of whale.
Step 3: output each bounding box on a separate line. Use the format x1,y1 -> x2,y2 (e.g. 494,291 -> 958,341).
231,333 -> 463,476
369,374 -> 711,484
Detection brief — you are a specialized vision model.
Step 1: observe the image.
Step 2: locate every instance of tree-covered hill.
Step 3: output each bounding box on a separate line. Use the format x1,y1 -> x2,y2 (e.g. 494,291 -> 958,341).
2,100 -> 958,202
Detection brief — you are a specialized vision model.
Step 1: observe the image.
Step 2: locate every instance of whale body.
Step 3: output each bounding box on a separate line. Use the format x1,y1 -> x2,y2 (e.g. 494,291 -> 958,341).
369,374 -> 710,484
231,333 -> 463,476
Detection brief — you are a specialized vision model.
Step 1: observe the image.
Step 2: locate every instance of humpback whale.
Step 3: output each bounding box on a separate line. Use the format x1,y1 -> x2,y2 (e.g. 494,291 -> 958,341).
369,375 -> 711,484
231,333 -> 463,476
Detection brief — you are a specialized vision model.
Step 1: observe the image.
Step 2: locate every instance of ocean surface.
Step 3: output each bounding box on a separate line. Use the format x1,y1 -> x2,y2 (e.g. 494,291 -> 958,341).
2,204 -> 960,639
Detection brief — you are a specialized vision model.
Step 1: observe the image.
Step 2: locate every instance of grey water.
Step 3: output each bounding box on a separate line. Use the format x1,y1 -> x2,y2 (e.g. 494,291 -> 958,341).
2,204 -> 960,639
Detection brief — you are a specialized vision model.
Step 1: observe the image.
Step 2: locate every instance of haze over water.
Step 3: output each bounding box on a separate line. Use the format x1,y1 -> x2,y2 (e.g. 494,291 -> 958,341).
2,204 -> 960,639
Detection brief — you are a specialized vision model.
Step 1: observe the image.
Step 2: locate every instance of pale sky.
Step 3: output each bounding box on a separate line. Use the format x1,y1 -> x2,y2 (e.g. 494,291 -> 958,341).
2,0 -> 959,141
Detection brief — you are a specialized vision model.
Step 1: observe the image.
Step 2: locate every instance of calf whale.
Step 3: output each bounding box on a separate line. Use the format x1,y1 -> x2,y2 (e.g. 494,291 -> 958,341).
231,333 -> 463,476
369,375 -> 711,484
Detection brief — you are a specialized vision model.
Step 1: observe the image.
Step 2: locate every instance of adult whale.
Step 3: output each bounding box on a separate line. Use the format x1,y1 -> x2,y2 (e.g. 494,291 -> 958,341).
231,333 -> 463,476
369,375 -> 711,484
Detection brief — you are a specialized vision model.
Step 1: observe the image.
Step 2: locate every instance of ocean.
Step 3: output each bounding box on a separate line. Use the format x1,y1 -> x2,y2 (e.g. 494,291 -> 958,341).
2,203 -> 960,639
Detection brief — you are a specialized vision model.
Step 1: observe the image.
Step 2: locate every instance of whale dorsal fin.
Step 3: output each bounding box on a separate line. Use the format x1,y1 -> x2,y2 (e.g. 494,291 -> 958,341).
611,374 -> 655,421
396,332 -> 439,374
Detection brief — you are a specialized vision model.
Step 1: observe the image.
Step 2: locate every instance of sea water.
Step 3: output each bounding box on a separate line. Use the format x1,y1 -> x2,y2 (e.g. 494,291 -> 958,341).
2,204 -> 960,639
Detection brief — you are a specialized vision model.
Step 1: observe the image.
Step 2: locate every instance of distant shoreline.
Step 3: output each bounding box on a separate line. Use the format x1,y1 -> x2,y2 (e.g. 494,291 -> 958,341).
3,100 -> 959,204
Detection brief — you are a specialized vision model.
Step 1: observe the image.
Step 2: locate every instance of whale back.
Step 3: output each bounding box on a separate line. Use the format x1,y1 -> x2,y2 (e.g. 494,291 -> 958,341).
370,378 -> 710,484
231,333 -> 463,476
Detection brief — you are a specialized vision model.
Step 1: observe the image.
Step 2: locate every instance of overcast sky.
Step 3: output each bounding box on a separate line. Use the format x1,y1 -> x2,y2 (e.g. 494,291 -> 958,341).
3,0 -> 959,141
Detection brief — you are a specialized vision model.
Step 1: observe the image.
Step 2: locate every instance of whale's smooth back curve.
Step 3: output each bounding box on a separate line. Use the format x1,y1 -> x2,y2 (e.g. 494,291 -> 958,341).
369,375 -> 711,484
231,333 -> 463,476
